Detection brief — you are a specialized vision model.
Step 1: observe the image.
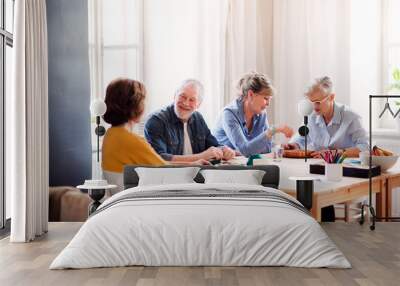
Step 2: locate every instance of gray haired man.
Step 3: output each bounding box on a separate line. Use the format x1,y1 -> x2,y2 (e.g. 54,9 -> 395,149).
144,79 -> 235,162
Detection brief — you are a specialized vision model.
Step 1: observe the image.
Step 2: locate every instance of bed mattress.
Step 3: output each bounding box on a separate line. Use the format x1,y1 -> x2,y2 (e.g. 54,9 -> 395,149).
50,183 -> 350,269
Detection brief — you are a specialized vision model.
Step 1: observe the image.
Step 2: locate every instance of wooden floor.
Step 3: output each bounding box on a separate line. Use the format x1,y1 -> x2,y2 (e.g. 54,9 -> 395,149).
0,222 -> 399,286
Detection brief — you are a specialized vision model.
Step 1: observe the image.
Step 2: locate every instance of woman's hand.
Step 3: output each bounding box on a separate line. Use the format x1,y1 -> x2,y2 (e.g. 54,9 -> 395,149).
221,146 -> 235,161
276,125 -> 294,138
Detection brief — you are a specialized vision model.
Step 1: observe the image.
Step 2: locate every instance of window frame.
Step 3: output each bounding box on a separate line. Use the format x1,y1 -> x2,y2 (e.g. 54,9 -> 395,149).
88,0 -> 144,174
379,0 -> 400,130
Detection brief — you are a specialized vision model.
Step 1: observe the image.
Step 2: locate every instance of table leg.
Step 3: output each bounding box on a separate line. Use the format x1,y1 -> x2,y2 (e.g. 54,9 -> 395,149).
311,194 -> 321,222
387,180 -> 392,218
376,178 -> 386,220
344,202 -> 350,222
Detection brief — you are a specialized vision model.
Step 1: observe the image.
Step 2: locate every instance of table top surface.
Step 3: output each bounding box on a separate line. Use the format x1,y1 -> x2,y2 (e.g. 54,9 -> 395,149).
226,155 -> 400,194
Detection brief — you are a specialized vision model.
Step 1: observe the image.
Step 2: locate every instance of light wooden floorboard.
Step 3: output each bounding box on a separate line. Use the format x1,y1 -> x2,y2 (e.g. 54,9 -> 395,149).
0,222 -> 399,286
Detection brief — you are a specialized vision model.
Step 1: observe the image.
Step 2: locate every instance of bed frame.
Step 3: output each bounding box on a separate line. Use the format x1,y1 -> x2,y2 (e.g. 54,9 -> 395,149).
123,165 -> 280,189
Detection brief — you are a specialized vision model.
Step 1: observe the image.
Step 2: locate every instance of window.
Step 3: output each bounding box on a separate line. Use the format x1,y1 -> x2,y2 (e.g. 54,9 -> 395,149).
1,0 -> 14,230
380,0 -> 400,129
88,0 -> 143,177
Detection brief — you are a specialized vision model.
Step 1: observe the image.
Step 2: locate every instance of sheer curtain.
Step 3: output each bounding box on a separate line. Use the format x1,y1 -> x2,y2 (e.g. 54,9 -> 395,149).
8,0 -> 49,242
143,0 -> 228,126
88,0 -> 352,132
225,0 -> 273,108
272,0 -> 351,129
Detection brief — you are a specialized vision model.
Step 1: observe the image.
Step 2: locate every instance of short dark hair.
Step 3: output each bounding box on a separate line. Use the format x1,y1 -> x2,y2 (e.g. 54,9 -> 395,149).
103,78 -> 146,126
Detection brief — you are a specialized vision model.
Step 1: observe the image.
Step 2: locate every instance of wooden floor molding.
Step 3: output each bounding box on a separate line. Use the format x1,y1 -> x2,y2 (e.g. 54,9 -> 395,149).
0,222 -> 399,286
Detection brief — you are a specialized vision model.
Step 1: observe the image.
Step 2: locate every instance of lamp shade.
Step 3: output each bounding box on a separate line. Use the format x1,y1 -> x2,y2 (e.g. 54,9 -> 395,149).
297,99 -> 313,116
90,99 -> 107,116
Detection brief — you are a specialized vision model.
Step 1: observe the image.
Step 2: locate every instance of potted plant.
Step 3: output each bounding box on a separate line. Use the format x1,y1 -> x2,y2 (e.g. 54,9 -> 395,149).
388,68 -> 400,132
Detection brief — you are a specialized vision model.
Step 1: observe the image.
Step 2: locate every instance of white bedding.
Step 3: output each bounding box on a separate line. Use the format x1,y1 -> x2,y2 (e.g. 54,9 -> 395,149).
50,183 -> 351,269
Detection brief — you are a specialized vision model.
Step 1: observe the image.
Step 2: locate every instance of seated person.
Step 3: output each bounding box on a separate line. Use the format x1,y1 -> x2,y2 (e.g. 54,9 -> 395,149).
144,79 -> 235,162
284,76 -> 369,222
102,78 -> 208,192
213,71 -> 293,157
284,76 -> 368,158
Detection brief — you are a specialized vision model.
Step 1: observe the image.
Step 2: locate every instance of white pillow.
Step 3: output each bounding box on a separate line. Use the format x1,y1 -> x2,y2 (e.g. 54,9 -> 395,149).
135,167 -> 200,186
200,169 -> 266,185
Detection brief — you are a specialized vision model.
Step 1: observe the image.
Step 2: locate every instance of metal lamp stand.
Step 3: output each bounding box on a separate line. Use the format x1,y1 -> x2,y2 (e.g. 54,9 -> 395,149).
360,95 -> 400,230
298,116 -> 309,162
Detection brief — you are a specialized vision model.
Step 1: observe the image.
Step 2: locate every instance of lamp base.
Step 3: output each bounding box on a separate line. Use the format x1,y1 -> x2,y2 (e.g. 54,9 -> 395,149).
296,180 -> 313,210
88,188 -> 106,215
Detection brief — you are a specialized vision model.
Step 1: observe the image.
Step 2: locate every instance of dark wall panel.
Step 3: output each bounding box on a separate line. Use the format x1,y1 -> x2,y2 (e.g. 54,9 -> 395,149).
47,0 -> 91,186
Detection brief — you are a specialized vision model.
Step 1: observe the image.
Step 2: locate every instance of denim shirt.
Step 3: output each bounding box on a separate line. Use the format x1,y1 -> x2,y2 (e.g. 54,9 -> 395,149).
290,102 -> 369,151
144,104 -> 219,161
213,99 -> 272,157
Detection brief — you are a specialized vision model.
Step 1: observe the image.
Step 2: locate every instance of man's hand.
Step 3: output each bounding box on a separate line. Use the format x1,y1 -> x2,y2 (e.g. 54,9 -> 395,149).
193,159 -> 211,165
221,146 -> 235,161
200,146 -> 223,160
311,149 -> 344,159
310,151 -> 322,158
283,143 -> 300,150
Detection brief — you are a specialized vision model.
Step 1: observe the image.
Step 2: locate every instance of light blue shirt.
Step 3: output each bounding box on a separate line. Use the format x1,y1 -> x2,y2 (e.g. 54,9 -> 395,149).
213,99 -> 272,157
290,102 -> 368,151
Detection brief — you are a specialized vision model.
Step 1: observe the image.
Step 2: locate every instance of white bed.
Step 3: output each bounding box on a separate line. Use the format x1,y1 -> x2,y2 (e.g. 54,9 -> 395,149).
50,183 -> 351,269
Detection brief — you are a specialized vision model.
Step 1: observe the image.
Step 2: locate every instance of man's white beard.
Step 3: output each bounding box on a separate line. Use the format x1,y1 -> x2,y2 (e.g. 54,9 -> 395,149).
174,104 -> 194,122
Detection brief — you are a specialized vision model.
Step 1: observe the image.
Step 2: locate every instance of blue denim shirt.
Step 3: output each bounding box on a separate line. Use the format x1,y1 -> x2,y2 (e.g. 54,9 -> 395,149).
213,99 -> 272,157
290,102 -> 369,151
144,104 -> 220,161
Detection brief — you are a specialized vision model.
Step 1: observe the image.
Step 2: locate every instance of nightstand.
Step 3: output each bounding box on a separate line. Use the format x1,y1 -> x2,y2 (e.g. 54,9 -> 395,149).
77,180 -> 117,215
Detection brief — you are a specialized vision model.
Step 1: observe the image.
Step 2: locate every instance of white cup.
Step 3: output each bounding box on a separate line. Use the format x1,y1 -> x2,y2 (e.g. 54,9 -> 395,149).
325,163 -> 343,181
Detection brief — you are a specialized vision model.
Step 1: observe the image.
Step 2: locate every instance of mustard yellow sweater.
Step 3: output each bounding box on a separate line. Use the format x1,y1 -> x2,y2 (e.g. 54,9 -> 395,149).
102,126 -> 166,173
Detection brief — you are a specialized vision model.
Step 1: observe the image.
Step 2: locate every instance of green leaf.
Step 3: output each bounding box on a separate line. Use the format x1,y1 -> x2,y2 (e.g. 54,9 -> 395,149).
393,68 -> 400,81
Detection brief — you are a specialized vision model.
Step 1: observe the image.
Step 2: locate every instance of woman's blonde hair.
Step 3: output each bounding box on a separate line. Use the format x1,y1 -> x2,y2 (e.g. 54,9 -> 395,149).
237,71 -> 274,99
306,76 -> 333,97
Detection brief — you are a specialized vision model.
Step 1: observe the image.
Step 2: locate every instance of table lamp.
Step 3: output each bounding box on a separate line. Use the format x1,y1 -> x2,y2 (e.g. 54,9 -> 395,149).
297,99 -> 313,162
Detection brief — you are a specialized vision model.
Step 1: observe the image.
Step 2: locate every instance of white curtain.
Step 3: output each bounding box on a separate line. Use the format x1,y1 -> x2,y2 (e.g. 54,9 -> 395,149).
8,0 -> 49,242
144,0 -> 228,126
88,0 -> 351,132
88,0 -> 103,102
225,0 -> 273,108
272,0 -> 351,129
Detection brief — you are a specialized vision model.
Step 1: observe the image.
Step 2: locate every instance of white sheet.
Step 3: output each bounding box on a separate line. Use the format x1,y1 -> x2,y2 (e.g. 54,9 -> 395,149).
50,183 -> 351,269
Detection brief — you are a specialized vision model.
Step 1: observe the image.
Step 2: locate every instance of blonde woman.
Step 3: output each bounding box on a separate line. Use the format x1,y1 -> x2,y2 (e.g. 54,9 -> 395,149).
213,72 -> 293,157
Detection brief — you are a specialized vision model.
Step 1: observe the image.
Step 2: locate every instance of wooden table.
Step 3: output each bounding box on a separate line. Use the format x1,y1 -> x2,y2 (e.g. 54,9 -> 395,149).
381,165 -> 400,219
228,156 -> 400,222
